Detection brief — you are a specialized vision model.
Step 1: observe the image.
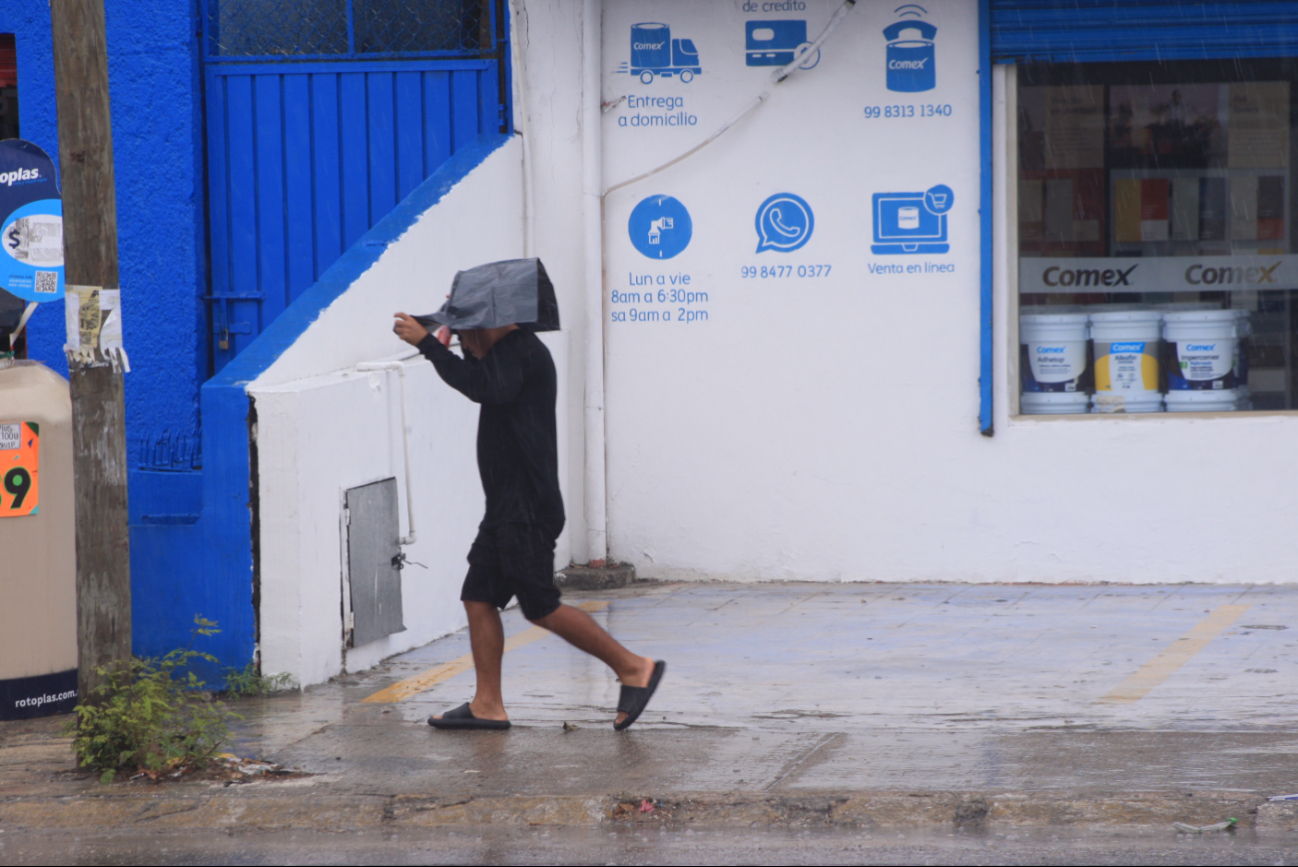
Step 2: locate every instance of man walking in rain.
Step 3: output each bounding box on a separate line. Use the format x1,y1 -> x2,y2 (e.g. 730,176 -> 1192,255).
392,259 -> 665,731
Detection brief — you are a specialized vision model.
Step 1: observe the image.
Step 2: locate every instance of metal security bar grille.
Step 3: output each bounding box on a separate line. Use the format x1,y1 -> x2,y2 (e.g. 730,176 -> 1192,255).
200,0 -> 510,373
203,0 -> 496,61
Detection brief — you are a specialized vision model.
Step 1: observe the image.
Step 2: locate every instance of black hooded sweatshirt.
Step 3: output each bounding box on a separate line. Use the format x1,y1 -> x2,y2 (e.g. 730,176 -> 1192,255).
418,330 -> 564,528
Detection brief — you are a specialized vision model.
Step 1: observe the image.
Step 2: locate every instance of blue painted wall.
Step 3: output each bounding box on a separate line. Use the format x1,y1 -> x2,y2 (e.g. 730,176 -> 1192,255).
0,4 -> 59,208
8,1 -> 206,464
4,2 -> 510,677
5,1 -> 211,659
104,0 -> 207,466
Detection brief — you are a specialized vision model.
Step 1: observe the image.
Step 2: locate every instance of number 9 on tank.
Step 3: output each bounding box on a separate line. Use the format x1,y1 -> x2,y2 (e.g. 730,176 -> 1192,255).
0,422 -> 39,517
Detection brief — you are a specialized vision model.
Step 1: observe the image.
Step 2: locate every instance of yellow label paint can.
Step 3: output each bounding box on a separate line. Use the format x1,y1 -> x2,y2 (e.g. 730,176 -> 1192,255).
1090,310 -> 1162,413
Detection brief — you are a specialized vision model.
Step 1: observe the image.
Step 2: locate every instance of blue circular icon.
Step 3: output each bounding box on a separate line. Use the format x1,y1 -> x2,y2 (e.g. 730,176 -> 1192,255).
924,184 -> 954,215
755,193 -> 814,253
628,195 -> 693,259
794,42 -> 820,69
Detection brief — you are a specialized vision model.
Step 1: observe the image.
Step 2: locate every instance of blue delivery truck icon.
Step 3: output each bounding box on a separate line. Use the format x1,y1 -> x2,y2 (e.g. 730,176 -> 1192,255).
629,23 -> 701,84
883,19 -> 937,92
872,184 -> 953,254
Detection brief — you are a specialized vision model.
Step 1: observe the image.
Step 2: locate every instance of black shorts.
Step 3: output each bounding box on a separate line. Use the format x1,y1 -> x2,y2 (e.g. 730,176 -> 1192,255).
462,521 -> 564,621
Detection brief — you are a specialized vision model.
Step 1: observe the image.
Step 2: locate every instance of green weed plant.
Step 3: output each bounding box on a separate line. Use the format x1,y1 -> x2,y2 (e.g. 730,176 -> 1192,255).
221,662 -> 292,697
67,616 -> 241,783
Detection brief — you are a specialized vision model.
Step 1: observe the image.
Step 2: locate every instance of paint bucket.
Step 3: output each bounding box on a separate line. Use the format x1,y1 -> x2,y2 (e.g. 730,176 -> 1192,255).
884,21 -> 936,93
1091,393 -> 1164,414
1233,309 -> 1251,388
1021,391 -> 1090,415
1020,311 -> 1090,393
631,23 -> 671,70
1164,389 -> 1240,412
1162,310 -> 1238,391
886,40 -> 935,92
1090,310 -> 1161,403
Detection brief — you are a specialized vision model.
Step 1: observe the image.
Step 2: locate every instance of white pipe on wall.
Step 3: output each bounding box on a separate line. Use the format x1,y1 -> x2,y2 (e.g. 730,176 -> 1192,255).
510,0 -> 536,256
581,0 -> 607,566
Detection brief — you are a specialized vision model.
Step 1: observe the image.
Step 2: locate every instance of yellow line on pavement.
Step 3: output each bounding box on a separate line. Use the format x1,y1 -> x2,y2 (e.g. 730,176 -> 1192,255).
1099,604 -> 1250,703
361,600 -> 611,703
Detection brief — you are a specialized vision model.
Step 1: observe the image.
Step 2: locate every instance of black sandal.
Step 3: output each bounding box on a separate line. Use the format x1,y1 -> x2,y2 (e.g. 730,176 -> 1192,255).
428,702 -> 511,730
613,661 -> 666,731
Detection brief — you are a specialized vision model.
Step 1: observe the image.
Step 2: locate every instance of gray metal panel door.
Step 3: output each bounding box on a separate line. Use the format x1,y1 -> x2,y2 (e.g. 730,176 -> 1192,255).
346,478 -> 405,646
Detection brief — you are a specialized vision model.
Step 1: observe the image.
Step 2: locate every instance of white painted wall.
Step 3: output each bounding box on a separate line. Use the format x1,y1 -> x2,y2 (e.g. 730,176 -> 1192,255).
252,332 -> 569,686
249,139 -> 573,686
249,0 -> 1298,689
251,141 -> 525,390
251,363 -> 478,687
599,0 -> 987,580
511,0 -> 596,563
575,0 -> 1298,585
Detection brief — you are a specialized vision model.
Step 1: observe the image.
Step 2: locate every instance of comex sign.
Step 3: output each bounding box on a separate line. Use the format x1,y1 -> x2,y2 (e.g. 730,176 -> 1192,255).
1184,262 -> 1281,286
1040,265 -> 1138,288
1023,256 -> 1297,293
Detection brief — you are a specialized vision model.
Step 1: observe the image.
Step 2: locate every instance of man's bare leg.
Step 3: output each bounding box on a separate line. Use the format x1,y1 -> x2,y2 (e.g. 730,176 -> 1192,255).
434,600 -> 509,721
532,604 -> 655,726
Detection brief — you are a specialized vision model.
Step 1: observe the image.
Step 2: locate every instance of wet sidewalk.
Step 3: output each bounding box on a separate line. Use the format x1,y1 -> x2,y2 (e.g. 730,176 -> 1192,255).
3,581 -> 1298,834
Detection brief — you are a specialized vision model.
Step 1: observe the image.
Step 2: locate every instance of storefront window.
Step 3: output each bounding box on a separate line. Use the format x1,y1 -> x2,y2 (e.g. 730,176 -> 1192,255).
1016,59 -> 1298,414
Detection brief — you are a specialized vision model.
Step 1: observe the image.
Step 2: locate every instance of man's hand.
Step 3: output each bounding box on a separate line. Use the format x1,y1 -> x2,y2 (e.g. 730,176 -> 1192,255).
393,312 -> 429,346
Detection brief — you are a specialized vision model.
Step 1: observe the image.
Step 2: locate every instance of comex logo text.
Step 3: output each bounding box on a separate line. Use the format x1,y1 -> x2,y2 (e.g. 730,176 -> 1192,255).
1185,263 -> 1280,285
1042,265 -> 1137,287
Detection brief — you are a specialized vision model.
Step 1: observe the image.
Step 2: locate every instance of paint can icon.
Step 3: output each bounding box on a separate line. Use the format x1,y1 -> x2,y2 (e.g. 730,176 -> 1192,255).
631,23 -> 672,71
883,20 -> 937,93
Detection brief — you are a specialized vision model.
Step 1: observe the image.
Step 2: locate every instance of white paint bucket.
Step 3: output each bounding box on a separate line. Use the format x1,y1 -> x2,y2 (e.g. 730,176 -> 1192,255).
1021,391 -> 1090,415
1091,393 -> 1164,413
1162,310 -> 1238,391
1164,388 -> 1240,412
1090,310 -> 1161,401
1020,311 -> 1090,393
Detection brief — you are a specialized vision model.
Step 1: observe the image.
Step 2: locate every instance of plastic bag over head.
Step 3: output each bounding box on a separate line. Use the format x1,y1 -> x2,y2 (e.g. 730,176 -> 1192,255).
414,258 -> 559,333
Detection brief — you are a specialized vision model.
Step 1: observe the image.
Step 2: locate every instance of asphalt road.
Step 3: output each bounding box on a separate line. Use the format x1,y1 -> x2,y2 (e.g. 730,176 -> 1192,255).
3,580 -> 1296,863
1,825 -> 1295,866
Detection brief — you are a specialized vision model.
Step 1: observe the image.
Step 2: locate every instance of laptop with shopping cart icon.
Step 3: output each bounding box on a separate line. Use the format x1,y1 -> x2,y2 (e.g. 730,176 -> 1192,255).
871,185 -> 953,255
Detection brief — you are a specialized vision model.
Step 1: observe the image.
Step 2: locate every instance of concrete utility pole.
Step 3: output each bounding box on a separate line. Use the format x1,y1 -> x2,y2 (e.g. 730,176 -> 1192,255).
49,0 -> 131,699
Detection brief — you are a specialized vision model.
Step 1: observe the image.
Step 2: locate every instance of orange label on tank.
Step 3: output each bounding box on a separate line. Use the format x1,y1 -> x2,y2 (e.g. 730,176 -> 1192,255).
0,422 -> 39,517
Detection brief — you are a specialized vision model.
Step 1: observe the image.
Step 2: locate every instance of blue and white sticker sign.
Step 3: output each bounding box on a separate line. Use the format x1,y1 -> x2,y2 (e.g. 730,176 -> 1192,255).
0,140 -> 64,303
629,194 -> 693,259
755,193 -> 815,253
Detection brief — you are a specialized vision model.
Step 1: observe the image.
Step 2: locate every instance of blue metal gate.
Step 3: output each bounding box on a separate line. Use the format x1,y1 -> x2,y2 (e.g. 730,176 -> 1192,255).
201,0 -> 510,371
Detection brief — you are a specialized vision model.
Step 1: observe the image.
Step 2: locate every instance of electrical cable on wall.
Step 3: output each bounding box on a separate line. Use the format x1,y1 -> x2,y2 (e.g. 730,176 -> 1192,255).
603,0 -> 857,197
